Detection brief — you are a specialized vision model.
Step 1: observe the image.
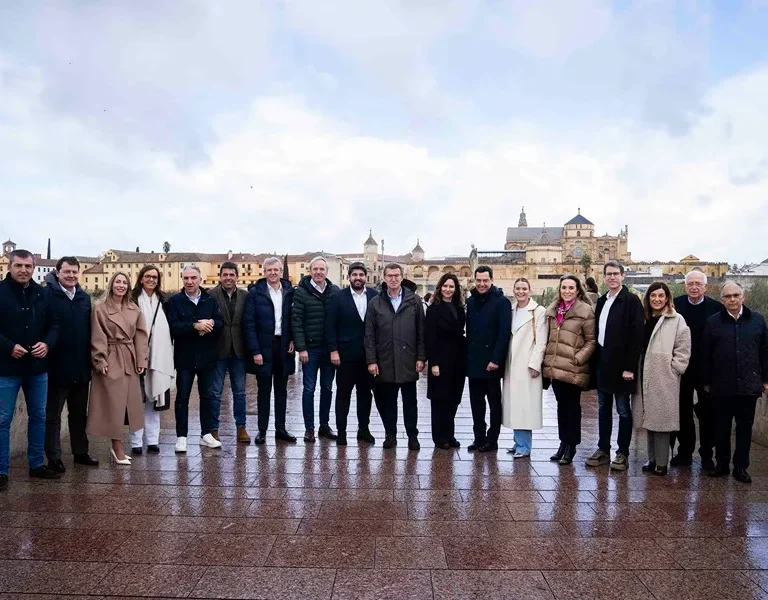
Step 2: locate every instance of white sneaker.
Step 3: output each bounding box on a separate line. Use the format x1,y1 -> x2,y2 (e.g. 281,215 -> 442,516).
200,433 -> 222,448
175,437 -> 187,453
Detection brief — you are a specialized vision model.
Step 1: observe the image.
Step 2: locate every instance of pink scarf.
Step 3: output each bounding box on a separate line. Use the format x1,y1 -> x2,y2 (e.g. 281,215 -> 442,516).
557,299 -> 576,327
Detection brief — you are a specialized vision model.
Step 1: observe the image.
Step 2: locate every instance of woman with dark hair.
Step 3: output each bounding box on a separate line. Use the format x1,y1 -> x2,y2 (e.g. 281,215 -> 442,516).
632,282 -> 691,476
425,273 -> 466,449
542,275 -> 597,465
502,278 -> 548,458
87,272 -> 148,465
129,266 -> 174,455
585,277 -> 599,306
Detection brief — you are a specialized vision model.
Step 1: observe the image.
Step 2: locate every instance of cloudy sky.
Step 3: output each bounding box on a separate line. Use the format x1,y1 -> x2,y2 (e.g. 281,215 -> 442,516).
1,1 -> 767,264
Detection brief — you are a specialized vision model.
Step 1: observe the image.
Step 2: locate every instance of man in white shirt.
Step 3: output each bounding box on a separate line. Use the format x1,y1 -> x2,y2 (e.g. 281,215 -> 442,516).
326,263 -> 378,446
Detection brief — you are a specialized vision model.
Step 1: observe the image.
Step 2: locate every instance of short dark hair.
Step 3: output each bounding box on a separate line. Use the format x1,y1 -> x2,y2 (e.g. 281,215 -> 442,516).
643,281 -> 672,318
56,256 -> 80,271
9,249 -> 34,265
585,276 -> 599,293
348,261 -> 367,276
384,263 -> 403,275
220,261 -> 239,276
603,260 -> 625,275
423,292 -> 432,303
474,265 -> 493,279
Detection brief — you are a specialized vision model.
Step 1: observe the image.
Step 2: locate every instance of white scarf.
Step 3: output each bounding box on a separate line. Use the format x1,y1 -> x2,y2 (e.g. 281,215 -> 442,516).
138,289 -> 175,407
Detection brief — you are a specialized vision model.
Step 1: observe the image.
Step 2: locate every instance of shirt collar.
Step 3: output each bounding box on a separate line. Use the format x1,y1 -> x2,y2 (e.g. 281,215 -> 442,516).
351,287 -> 366,297
185,290 -> 202,301
688,296 -> 705,305
388,287 -> 403,300
310,279 -> 326,293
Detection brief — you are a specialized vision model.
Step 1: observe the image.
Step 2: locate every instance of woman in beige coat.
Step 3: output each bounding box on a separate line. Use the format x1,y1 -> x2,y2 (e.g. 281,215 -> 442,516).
632,282 -> 691,476
87,272 -> 149,465
542,275 -> 597,465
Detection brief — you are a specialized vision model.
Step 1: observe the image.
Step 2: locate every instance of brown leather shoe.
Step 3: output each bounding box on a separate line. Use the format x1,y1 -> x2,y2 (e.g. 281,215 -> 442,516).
304,428 -> 316,443
210,429 -> 220,442
237,427 -> 251,444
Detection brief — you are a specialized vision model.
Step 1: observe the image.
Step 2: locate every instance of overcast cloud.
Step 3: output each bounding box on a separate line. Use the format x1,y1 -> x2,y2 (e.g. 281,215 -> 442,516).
1,1 -> 767,264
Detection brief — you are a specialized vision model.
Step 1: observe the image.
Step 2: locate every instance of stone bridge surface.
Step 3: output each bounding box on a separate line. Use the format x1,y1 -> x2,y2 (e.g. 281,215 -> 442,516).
2,374 -> 768,599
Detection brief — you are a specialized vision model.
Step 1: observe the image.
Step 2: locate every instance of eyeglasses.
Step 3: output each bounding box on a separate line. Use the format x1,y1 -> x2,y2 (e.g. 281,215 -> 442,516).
384,273 -> 402,279
604,272 -> 622,278
686,282 -> 704,287
722,293 -> 742,299
143,275 -> 158,280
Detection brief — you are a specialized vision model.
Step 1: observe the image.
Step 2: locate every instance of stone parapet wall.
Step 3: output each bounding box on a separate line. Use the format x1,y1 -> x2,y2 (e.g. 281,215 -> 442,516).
753,393 -> 768,447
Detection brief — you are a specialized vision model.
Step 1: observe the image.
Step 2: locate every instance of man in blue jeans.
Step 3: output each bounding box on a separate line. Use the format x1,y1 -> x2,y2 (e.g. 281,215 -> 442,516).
586,260 -> 644,472
292,256 -> 340,442
210,261 -> 250,444
0,249 -> 62,491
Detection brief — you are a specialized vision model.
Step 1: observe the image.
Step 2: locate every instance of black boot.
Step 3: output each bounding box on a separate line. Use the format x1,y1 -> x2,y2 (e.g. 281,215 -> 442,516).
550,443 -> 566,462
559,445 -> 576,465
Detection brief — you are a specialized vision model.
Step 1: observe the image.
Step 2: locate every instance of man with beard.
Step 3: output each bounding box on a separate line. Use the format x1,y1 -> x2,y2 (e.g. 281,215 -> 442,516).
326,262 -> 378,446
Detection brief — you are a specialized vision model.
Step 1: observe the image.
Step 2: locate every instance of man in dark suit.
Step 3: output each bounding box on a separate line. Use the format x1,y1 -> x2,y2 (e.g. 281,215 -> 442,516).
210,261 -> 250,444
586,260 -> 644,472
326,262 -> 378,446
671,270 -> 721,470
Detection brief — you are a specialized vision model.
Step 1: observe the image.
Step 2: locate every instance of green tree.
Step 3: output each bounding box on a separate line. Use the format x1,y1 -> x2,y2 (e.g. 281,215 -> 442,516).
580,253 -> 592,275
162,241 -> 171,253
283,254 -> 290,283
536,287 -> 557,307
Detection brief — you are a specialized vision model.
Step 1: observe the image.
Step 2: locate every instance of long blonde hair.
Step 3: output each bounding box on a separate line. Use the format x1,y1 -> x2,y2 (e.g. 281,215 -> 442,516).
103,271 -> 134,306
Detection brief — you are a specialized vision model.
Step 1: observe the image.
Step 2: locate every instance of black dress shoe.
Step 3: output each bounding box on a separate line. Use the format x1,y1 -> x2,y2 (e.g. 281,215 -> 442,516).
434,440 -> 451,450
550,443 -> 566,462
318,425 -> 337,440
448,438 -> 461,448
254,432 -> 267,445
131,447 -> 143,456
48,459 -> 66,474
408,437 -> 421,451
336,433 -> 348,446
29,466 -> 62,479
73,453 -> 99,466
147,445 -> 160,454
642,460 -> 657,472
357,430 -> 376,444
559,446 -> 576,465
478,442 -> 498,453
383,434 -> 397,449
653,465 -> 668,476
275,429 -> 297,443
708,464 -> 730,477
0,474 -> 7,492
670,453 -> 693,467
467,440 -> 485,452
701,457 -> 715,472
733,468 -> 752,484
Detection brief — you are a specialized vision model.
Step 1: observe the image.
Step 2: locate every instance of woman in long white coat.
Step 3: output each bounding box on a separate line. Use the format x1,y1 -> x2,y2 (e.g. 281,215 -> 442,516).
502,278 -> 548,458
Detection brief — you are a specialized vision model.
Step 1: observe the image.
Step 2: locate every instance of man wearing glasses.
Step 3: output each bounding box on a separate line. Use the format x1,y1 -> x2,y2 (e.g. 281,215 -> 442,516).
671,270 -> 721,470
586,260 -> 644,471
364,263 -> 425,450
702,281 -> 768,483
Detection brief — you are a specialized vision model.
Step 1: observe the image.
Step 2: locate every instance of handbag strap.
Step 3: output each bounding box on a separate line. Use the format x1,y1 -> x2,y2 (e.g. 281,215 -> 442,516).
147,300 -> 161,345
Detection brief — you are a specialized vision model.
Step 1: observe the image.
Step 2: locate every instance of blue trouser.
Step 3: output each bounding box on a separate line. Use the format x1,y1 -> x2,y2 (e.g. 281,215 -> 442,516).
301,347 -> 335,430
175,368 -> 216,437
0,374 -> 48,475
211,356 -> 247,429
513,429 -> 532,455
597,389 -> 632,456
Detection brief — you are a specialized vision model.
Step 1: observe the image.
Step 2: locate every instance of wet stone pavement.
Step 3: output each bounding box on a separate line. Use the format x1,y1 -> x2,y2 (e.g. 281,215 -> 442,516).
3,373 -> 768,599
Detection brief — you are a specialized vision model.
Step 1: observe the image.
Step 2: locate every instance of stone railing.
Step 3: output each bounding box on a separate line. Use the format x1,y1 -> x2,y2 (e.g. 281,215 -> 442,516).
752,392 -> 768,447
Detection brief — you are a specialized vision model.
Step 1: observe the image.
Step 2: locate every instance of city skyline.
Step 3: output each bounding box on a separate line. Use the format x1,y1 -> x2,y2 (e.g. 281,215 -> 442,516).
1,2 -> 767,263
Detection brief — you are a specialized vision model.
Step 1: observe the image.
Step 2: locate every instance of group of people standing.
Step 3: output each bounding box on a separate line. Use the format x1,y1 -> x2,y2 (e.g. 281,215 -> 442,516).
0,248 -> 767,493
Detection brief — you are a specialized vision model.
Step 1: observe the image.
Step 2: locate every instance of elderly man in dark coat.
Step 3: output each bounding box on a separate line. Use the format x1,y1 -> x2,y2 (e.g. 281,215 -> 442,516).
364,264 -> 426,450
703,281 -> 768,484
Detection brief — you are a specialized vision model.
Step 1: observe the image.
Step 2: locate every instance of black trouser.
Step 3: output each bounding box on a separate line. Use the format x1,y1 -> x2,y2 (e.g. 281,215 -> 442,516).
670,374 -> 715,460
256,336 -> 289,434
375,382 -> 418,438
430,396 -> 459,444
551,379 -> 582,447
468,377 -> 502,444
45,380 -> 90,461
714,395 -> 758,471
334,359 -> 374,435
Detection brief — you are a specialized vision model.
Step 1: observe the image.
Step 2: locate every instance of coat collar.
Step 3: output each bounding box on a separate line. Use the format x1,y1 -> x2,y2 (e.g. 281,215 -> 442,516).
512,299 -> 539,331
104,299 -> 137,338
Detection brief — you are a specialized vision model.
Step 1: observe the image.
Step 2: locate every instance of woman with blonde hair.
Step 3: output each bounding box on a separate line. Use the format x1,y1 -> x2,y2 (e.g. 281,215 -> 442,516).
502,278 -> 548,458
632,282 -> 691,476
87,272 -> 148,465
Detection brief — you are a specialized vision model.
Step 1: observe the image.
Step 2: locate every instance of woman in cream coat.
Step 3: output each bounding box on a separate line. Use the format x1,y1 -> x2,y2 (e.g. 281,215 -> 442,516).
632,281 -> 691,476
502,278 -> 548,458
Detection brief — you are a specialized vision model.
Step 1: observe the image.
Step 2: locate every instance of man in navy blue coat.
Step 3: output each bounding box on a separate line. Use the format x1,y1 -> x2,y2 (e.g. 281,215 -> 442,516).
167,266 -> 223,454
465,266 -> 511,453
326,262 -> 378,446
0,249 -> 61,491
